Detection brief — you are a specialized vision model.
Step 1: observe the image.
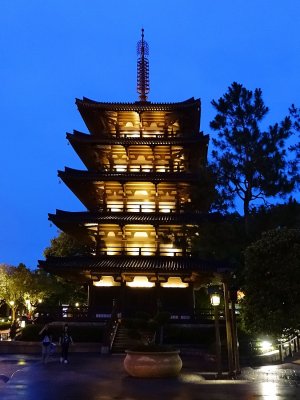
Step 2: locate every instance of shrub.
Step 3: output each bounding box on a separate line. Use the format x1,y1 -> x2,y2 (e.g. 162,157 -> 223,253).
17,324 -> 105,342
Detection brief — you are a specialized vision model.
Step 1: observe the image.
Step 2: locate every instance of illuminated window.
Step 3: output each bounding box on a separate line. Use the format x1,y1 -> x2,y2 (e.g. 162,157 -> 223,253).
135,190 -> 148,196
134,232 -> 148,238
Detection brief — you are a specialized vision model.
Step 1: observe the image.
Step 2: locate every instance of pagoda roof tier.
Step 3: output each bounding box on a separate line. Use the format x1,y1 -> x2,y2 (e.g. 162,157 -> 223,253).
67,130 -> 208,146
58,168 -> 204,210
76,97 -> 200,112
67,130 -> 208,172
49,209 -> 217,229
75,97 -> 201,136
39,255 -> 230,282
59,167 -> 202,184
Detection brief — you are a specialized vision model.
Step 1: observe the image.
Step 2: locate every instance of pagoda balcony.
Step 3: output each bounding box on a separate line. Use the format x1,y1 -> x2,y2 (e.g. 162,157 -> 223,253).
99,204 -> 185,213
98,164 -> 186,173
94,246 -> 191,257
111,130 -> 195,139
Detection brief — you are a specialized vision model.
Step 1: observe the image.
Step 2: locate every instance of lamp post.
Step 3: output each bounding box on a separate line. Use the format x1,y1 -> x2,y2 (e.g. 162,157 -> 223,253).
210,291 -> 222,378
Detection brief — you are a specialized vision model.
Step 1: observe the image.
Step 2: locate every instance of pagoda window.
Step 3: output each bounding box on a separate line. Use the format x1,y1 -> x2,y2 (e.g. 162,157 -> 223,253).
126,182 -> 155,213
114,165 -> 127,172
125,224 -> 156,256
107,201 -> 123,212
159,243 -> 182,257
134,232 -> 148,238
135,190 -> 148,196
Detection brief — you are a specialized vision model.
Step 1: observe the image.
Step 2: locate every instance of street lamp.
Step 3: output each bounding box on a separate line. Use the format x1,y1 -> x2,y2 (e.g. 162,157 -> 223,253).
210,293 -> 221,307
210,291 -> 222,378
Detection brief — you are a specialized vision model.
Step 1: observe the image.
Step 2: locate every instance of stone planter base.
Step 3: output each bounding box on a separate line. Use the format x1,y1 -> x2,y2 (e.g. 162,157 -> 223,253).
124,350 -> 182,378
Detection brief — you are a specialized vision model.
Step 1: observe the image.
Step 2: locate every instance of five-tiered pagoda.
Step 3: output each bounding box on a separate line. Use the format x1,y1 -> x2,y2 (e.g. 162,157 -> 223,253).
39,31 -> 229,320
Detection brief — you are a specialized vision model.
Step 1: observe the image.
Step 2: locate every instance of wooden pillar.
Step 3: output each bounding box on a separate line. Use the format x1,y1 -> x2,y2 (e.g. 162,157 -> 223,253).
155,183 -> 159,212
96,224 -> 101,255
230,292 -> 241,374
214,305 -> 222,378
278,343 -> 283,363
151,145 -> 156,172
122,183 -> 127,212
121,225 -> 126,255
223,281 -> 234,377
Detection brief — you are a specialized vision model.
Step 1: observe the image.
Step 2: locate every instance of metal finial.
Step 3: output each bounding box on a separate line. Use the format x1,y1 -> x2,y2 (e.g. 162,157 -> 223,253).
137,28 -> 150,102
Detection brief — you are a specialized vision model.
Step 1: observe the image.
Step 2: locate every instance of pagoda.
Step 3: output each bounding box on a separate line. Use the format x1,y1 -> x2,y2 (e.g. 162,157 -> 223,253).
39,31 -> 229,320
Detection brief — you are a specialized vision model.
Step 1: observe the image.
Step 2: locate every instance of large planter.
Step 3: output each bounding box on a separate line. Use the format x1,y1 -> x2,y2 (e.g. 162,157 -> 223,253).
124,349 -> 182,378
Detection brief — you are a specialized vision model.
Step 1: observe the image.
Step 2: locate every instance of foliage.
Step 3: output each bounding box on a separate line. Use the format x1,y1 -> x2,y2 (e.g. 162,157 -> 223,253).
0,263 -> 35,320
0,263 -> 87,320
0,322 -> 11,330
17,323 -> 105,342
192,212 -> 246,265
289,104 -> 300,185
187,167 -> 218,212
247,199 -> 300,239
241,228 -> 300,336
123,311 -> 171,345
44,231 -> 92,258
191,201 -> 300,290
128,344 -> 177,352
164,325 -> 223,347
210,82 -> 298,231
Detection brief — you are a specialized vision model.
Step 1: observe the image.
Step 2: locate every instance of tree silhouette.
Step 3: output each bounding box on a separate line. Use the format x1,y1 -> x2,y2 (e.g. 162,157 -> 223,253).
210,82 -> 298,233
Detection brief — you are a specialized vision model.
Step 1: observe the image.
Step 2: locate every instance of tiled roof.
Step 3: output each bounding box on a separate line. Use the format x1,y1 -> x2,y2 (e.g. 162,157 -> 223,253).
67,131 -> 208,146
39,255 -> 230,274
49,210 -> 218,225
76,97 -> 200,112
59,168 -> 202,183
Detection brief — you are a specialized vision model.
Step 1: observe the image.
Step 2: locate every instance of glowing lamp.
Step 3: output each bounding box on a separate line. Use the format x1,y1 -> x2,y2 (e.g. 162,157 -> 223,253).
210,293 -> 221,307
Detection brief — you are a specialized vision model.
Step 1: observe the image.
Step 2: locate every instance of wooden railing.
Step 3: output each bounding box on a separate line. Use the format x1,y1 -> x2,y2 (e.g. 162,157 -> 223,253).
101,204 -> 185,213
102,300 -> 120,352
95,246 -> 190,257
278,334 -> 300,362
97,164 -> 186,173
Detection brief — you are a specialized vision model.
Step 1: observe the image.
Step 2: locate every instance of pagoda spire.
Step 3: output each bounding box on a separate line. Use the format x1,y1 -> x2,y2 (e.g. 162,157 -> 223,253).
137,28 -> 150,102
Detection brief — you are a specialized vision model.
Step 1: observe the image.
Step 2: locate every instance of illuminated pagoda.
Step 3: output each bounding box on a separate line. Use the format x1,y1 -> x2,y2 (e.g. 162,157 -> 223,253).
39,30 -> 229,320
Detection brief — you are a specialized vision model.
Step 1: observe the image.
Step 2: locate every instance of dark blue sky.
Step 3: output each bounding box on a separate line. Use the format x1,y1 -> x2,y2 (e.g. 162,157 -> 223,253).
0,1 -> 299,268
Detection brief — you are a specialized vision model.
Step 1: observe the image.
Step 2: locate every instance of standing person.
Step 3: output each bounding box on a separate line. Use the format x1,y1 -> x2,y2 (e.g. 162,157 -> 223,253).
59,324 -> 73,364
39,323 -> 52,364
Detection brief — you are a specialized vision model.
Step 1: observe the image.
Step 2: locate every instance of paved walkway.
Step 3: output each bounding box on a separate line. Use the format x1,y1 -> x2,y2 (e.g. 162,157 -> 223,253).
1,353 -> 300,399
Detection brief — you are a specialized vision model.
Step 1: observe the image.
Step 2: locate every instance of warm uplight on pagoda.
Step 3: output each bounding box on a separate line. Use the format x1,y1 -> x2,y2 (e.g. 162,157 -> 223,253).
93,276 -> 121,287
161,277 -> 189,288
126,276 -> 155,288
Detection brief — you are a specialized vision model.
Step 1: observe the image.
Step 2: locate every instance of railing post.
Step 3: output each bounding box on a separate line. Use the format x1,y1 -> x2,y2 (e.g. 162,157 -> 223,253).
278,343 -> 283,363
223,281 -> 234,377
289,340 -> 293,357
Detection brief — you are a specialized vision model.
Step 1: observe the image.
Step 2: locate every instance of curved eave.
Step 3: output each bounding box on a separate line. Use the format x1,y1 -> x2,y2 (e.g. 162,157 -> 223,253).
58,168 -> 202,183
39,255 -> 231,277
49,210 -> 217,226
76,97 -> 201,112
76,97 -> 201,136
67,131 -> 208,172
67,130 -> 209,146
